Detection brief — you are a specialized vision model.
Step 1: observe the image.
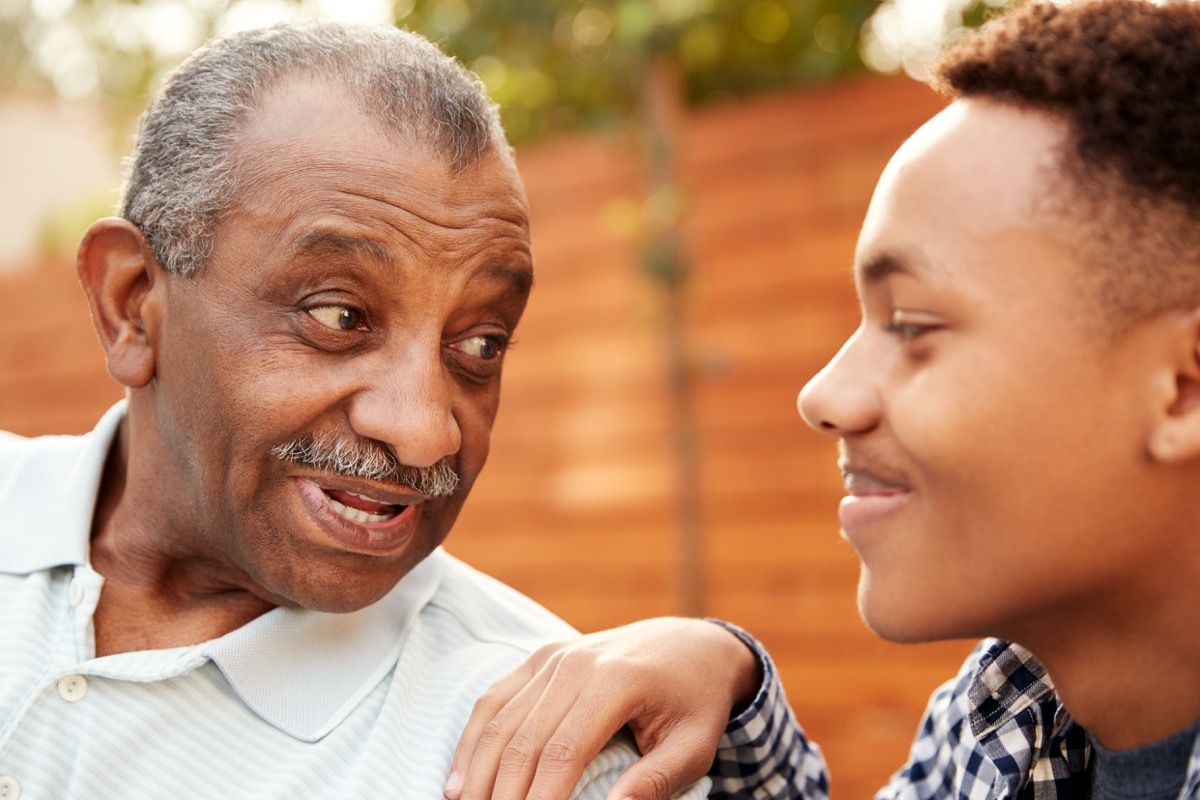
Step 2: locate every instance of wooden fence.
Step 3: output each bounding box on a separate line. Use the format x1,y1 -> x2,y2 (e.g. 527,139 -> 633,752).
0,73 -> 974,797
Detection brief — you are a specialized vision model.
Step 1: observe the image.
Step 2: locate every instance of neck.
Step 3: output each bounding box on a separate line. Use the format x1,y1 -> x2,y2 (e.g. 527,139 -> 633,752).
89,419 -> 277,656
1016,584 -> 1200,750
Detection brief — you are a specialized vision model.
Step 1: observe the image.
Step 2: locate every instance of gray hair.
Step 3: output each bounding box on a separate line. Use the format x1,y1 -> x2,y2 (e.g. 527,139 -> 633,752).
119,21 -> 508,277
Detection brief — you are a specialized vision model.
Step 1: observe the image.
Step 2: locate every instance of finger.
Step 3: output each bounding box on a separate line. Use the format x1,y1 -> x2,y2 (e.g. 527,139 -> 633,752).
522,681 -> 638,800
447,659 -> 543,799
457,658 -> 570,800
486,671 -> 594,800
602,733 -> 715,800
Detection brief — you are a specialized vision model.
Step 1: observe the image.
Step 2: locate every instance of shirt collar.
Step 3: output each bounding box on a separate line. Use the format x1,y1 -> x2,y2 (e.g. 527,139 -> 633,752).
0,400 -> 125,573
968,639 -> 1061,738
0,401 -> 448,742
204,548 -> 445,742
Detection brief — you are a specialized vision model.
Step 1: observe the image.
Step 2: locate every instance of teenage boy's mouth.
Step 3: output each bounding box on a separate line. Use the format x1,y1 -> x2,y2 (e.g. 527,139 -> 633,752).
839,463 -> 910,496
835,458 -> 914,539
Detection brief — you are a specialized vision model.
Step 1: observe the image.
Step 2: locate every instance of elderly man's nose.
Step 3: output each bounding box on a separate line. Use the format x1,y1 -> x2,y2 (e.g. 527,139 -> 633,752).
349,358 -> 462,468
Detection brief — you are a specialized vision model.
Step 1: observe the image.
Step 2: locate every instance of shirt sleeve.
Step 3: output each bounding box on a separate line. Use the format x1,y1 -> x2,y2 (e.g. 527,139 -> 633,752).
706,620 -> 831,800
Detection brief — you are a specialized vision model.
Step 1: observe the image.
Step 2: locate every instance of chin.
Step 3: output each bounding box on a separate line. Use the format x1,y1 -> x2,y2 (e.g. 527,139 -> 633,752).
860,611 -> 937,644
276,566 -> 407,614
294,585 -> 396,614
857,579 -> 985,644
278,537 -> 442,613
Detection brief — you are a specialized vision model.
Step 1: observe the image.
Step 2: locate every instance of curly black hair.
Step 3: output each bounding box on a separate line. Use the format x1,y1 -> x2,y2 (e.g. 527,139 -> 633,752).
930,0 -> 1200,323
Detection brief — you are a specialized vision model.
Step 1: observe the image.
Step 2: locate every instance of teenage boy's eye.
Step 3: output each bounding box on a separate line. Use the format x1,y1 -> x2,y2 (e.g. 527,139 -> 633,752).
882,308 -> 943,342
882,320 -> 930,341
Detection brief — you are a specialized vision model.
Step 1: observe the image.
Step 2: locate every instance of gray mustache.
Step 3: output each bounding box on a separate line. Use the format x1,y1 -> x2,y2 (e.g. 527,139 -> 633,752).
272,434 -> 460,498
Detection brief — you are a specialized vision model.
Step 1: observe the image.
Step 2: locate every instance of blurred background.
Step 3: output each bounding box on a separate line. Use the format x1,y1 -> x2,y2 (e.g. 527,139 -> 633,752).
0,0 -> 1017,794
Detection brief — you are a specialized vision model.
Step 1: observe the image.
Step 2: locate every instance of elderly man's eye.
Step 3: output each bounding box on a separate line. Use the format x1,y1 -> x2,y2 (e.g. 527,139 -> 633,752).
455,335 -> 506,360
308,305 -> 363,331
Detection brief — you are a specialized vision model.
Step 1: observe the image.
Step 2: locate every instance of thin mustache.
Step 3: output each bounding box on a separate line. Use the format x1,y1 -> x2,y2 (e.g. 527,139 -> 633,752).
272,434 -> 460,498
838,447 -> 909,492
840,466 -> 908,494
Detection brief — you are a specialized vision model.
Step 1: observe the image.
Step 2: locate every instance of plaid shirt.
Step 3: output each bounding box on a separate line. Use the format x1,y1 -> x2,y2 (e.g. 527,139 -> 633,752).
711,635 -> 1200,799
709,622 -> 829,800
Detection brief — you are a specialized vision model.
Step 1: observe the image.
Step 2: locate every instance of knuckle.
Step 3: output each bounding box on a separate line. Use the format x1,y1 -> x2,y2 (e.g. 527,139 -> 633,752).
471,685 -> 506,717
560,644 -> 599,669
587,657 -> 617,682
531,639 -> 568,662
539,735 -> 581,770
643,767 -> 673,800
531,639 -> 576,673
498,735 -> 539,771
478,716 -> 516,750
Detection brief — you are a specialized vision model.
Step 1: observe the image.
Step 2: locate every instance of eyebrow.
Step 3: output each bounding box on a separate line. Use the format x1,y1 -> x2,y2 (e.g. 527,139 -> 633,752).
856,252 -> 911,286
293,230 -> 392,268
480,263 -> 534,298
856,249 -> 948,287
294,228 -> 534,297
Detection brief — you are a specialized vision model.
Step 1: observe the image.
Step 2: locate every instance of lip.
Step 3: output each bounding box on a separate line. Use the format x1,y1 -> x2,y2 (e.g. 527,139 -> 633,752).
303,472 -> 433,507
838,491 -> 911,537
294,477 -> 425,555
837,463 -> 912,538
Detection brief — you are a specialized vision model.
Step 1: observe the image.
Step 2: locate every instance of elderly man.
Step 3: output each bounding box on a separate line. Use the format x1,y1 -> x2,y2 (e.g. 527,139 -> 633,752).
0,22 -> 758,799
447,2 -> 1200,799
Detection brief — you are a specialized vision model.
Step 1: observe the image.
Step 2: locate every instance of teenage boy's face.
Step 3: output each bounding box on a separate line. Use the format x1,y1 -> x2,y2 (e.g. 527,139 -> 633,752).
798,99 -> 1173,645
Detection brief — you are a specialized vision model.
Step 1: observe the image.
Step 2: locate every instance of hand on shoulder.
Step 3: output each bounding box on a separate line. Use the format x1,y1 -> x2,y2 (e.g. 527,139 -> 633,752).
445,617 -> 761,800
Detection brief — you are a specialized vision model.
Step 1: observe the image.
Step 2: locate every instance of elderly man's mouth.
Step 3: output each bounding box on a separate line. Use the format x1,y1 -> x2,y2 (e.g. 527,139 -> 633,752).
293,478 -> 424,553
324,488 -> 405,525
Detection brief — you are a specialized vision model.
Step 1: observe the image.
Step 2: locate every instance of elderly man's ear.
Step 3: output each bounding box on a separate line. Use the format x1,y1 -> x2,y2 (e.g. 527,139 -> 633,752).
1147,306 -> 1200,465
76,217 -> 165,390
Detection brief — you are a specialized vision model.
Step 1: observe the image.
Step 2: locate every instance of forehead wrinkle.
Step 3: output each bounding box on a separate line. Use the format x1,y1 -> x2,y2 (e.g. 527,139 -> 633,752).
354,189 -> 529,234
328,184 -> 530,260
365,206 -> 531,278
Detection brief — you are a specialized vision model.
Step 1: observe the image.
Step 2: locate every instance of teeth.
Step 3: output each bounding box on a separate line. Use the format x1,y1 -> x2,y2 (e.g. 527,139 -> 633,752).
344,489 -> 388,505
327,496 -> 396,525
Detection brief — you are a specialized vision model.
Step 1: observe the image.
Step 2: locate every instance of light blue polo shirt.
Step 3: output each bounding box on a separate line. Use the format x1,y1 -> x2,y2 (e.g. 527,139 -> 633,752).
0,403 -> 709,799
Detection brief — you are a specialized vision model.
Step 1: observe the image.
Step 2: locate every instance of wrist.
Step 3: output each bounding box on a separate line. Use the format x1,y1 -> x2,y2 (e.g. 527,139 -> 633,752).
703,618 -> 764,717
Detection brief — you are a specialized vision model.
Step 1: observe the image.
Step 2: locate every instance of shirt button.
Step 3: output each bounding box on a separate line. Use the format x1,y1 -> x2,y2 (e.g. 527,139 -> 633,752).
68,578 -> 84,607
0,775 -> 20,799
57,674 -> 88,703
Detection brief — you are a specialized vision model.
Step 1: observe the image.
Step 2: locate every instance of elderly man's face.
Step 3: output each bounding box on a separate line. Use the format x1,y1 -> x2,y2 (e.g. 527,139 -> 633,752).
148,77 -> 532,611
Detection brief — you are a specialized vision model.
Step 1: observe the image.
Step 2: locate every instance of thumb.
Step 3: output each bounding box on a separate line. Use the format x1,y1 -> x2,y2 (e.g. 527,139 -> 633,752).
603,737 -> 712,800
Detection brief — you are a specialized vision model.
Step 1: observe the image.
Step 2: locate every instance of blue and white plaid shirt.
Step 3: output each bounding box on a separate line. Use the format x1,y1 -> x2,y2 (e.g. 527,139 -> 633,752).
710,635 -> 1200,799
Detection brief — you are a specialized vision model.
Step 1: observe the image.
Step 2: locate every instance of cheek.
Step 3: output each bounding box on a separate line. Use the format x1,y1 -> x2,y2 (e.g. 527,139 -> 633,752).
171,344 -> 328,501
888,353 -> 1051,505
455,388 -> 500,473
895,349 -> 1116,534
224,341 -> 357,425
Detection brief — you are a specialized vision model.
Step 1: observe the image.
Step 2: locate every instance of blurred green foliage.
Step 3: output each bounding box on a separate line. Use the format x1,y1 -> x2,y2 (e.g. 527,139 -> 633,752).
412,0 -> 880,141
0,0 -> 883,143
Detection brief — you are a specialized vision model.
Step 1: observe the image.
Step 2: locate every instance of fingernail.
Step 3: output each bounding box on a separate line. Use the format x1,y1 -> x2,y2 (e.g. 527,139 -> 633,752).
444,771 -> 462,797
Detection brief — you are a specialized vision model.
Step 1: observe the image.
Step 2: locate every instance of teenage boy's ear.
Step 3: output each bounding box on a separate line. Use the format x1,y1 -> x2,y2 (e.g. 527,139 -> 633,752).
1148,305 -> 1200,464
76,217 -> 165,390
